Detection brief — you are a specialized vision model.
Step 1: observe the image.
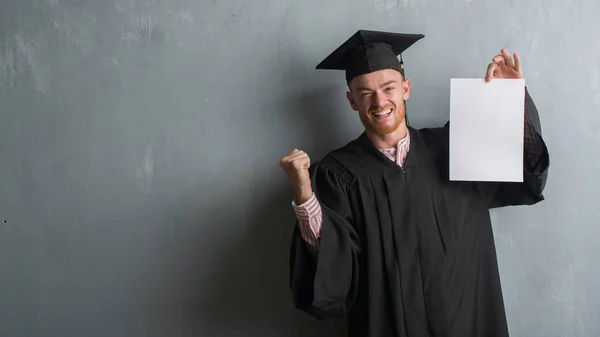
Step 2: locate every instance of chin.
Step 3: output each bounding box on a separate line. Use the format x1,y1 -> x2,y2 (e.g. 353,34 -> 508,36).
375,118 -> 404,135
368,122 -> 401,136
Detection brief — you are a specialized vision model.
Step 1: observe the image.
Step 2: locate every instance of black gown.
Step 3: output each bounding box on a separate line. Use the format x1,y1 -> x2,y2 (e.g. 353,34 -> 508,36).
289,90 -> 549,337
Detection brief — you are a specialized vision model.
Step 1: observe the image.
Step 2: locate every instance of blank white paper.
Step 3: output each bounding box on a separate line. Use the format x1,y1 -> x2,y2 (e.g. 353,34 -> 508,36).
449,78 -> 525,182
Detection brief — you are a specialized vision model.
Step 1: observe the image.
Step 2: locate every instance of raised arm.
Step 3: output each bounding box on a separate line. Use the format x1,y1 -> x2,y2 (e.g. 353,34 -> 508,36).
280,152 -> 361,319
477,49 -> 550,206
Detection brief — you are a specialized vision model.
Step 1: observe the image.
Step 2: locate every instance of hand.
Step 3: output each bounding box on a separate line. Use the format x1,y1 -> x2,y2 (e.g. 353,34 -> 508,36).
485,49 -> 524,82
280,149 -> 313,204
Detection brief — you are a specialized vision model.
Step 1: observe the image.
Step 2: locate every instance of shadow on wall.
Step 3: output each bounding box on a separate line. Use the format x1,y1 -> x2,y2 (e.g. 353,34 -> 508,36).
194,187 -> 347,337
185,87 -> 353,335
188,85 -> 353,336
129,89 -> 351,336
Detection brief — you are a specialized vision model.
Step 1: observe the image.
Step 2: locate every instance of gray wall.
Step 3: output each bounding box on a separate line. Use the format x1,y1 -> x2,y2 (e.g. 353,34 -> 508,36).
0,0 -> 598,336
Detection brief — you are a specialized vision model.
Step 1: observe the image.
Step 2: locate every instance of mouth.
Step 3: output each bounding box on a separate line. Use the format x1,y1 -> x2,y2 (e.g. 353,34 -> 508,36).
372,108 -> 393,118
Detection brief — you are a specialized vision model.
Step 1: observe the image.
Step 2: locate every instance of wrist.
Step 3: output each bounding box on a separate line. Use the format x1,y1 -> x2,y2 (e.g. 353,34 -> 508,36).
294,184 -> 313,205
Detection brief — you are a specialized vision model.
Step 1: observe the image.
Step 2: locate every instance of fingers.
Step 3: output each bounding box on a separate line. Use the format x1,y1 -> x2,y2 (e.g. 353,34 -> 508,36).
487,49 -> 522,81
280,149 -> 310,167
284,149 -> 306,159
493,50 -> 518,68
287,149 -> 307,157
501,49 -> 514,67
485,62 -> 498,82
293,157 -> 310,170
287,153 -> 310,171
514,52 -> 522,70
288,151 -> 309,161
492,55 -> 505,64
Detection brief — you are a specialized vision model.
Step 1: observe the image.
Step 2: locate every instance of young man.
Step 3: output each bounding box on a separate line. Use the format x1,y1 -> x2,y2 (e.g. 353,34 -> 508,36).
279,30 -> 549,337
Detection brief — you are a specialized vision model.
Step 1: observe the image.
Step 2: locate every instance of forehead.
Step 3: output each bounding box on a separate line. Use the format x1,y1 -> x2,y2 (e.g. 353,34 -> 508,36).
349,69 -> 404,90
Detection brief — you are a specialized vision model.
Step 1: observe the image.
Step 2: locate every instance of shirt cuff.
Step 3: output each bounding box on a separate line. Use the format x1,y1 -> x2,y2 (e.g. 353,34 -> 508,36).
291,192 -> 319,220
291,192 -> 322,241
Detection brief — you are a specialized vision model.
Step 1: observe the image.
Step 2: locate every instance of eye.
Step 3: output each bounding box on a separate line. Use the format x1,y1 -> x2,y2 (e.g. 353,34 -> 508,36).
385,87 -> 394,92
361,92 -> 372,97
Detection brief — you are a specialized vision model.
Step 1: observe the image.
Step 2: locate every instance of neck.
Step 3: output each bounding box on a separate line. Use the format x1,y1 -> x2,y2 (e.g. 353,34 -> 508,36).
366,123 -> 408,149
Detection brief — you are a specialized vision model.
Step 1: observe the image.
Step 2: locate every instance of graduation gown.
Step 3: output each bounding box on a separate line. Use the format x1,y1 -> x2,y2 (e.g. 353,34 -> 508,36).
289,91 -> 549,337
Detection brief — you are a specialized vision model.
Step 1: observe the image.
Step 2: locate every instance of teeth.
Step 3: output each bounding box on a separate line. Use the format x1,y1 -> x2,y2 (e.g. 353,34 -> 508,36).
373,109 -> 392,116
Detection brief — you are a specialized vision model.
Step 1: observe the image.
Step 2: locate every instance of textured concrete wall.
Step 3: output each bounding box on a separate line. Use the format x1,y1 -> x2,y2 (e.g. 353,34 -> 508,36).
0,0 -> 598,336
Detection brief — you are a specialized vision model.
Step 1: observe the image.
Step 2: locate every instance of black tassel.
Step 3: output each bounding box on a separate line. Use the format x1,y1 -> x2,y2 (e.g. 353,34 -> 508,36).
400,54 -> 410,126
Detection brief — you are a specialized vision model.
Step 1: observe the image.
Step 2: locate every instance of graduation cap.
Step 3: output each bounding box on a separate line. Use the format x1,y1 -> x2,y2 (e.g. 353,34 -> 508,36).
316,30 -> 425,83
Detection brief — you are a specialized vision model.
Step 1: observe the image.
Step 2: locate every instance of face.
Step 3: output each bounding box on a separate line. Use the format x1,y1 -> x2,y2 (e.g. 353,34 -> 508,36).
346,69 -> 410,137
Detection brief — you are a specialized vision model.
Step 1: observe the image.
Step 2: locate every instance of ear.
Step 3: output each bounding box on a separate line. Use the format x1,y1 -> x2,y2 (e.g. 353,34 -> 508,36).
346,90 -> 359,111
402,78 -> 411,101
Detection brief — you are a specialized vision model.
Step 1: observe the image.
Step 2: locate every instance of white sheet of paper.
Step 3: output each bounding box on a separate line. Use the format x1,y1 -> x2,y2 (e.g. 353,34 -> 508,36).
449,78 -> 525,182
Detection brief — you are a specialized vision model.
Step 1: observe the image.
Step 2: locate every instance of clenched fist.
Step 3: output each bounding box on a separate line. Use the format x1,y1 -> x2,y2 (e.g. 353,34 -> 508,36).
280,149 -> 313,205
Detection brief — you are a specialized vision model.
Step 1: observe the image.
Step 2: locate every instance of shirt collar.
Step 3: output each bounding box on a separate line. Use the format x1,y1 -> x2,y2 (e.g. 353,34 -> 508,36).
379,131 -> 411,154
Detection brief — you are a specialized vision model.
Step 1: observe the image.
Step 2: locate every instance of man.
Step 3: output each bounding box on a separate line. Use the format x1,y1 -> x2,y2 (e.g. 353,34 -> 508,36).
279,30 -> 549,337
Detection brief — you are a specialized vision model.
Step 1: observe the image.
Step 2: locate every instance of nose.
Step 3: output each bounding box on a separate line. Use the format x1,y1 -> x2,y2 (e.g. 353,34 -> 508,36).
372,92 -> 386,108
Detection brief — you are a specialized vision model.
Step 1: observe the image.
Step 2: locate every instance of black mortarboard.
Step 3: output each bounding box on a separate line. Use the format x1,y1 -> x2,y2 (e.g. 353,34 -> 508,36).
316,30 -> 425,83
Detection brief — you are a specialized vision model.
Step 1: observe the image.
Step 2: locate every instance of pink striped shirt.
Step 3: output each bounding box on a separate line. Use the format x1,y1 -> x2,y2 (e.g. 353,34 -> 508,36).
291,132 -> 411,249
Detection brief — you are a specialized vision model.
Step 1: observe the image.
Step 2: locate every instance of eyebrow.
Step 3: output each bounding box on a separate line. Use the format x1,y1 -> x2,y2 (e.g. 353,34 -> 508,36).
355,80 -> 398,92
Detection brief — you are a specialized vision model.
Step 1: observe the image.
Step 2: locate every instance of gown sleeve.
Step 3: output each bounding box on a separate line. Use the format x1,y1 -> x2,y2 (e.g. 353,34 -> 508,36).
289,156 -> 361,319
477,87 -> 550,208
441,87 -> 550,208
